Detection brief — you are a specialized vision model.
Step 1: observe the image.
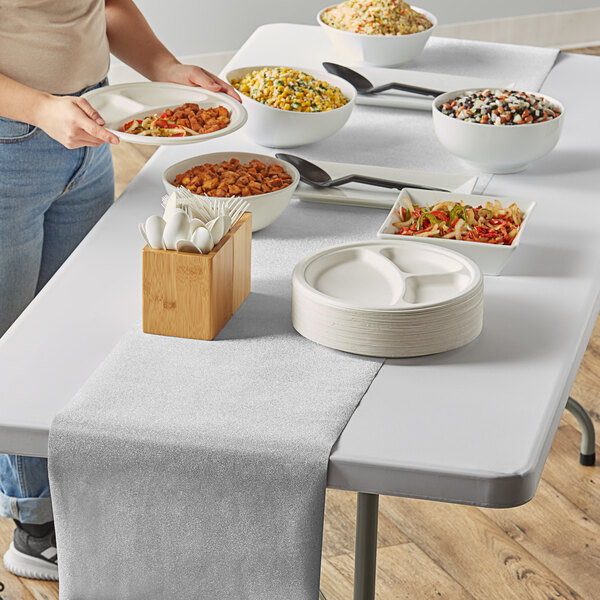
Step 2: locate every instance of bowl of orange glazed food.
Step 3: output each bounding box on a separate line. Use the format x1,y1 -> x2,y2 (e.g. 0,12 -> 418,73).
163,152 -> 300,231
318,0 -> 437,66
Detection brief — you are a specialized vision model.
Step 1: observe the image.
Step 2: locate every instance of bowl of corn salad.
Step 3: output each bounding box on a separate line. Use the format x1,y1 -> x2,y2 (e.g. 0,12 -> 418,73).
318,1 -> 437,66
226,66 -> 356,148
432,88 -> 565,174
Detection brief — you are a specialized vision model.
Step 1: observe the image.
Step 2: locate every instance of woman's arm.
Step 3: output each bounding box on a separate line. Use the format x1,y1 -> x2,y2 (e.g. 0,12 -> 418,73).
0,73 -> 119,148
105,0 -> 240,101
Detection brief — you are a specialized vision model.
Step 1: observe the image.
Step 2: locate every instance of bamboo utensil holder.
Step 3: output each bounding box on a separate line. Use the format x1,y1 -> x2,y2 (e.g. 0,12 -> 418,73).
142,213 -> 251,340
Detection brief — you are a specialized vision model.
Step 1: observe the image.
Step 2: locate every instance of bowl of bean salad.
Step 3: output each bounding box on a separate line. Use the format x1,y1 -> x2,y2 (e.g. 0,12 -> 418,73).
432,88 -> 564,174
226,66 -> 356,148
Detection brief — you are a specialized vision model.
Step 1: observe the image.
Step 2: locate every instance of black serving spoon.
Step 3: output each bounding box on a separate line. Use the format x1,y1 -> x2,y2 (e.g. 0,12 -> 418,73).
276,153 -> 450,192
323,62 -> 444,98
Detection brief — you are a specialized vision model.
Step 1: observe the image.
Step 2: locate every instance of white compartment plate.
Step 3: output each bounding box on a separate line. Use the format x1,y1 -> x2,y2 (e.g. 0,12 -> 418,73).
293,241 -> 481,312
82,82 -> 247,146
295,160 -> 477,209
292,241 -> 484,357
351,64 -> 513,110
377,189 -> 536,276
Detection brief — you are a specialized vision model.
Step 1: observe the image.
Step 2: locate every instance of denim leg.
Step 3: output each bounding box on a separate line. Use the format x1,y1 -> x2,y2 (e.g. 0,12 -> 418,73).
0,457 -> 53,524
0,120 -> 75,524
37,143 -> 114,292
0,94 -> 114,524
0,77 -> 110,332
0,121 -> 83,337
0,189 -> 45,337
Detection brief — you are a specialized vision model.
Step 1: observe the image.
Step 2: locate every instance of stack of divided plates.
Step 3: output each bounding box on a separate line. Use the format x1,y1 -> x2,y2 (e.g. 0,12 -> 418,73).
292,241 -> 484,358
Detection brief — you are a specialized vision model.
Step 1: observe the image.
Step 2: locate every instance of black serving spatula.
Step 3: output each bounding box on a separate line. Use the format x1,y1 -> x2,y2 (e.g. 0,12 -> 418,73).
323,62 -> 444,98
276,153 -> 450,192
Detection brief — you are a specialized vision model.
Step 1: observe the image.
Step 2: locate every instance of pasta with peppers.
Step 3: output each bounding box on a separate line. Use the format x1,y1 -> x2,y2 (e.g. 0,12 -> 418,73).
391,197 -> 523,245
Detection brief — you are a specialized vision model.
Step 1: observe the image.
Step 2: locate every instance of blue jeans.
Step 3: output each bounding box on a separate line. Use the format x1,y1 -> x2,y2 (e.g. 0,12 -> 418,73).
0,79 -> 114,524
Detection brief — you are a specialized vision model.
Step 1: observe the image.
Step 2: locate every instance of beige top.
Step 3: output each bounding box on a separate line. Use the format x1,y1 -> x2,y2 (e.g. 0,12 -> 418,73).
0,0 -> 110,95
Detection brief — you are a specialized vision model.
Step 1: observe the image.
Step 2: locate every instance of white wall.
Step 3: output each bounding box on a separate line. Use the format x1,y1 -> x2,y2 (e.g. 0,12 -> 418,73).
136,0 -> 600,55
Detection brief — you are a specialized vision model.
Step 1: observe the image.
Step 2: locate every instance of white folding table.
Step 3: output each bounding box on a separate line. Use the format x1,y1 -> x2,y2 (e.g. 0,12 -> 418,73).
0,30 -> 598,600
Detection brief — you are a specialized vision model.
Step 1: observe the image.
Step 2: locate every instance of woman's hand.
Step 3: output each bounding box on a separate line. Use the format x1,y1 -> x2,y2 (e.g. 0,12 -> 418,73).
33,95 -> 119,149
104,0 -> 241,101
159,62 -> 241,102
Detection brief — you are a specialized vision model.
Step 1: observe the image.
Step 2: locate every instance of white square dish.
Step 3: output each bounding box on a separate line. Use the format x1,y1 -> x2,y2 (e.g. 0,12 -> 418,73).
377,189 -> 536,275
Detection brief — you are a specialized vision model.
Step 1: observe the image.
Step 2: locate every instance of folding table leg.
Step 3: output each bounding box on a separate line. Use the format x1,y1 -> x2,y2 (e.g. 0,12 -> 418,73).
353,492 -> 379,600
566,397 -> 596,466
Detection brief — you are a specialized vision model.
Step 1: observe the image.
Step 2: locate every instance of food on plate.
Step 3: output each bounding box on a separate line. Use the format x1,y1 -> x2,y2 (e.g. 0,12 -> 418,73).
231,67 -> 348,112
173,158 -> 293,197
438,90 -> 561,125
320,0 -> 433,35
391,197 -> 524,245
121,103 -> 231,136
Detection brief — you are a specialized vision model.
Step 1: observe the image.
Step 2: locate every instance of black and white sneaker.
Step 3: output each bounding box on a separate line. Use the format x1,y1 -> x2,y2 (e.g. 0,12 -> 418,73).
3,520 -> 58,581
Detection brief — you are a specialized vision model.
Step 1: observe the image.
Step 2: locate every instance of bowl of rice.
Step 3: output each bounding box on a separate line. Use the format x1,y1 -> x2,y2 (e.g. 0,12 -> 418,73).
432,88 -> 564,173
318,0 -> 437,67
226,66 -> 355,148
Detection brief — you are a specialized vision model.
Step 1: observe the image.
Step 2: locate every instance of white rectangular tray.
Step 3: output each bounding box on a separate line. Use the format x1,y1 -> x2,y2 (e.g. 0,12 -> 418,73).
296,160 -> 478,209
352,64 -> 513,110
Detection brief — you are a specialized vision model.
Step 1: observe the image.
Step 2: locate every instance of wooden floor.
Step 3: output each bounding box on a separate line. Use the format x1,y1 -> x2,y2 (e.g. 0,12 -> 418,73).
564,46 -> 600,56
2,48 -> 599,600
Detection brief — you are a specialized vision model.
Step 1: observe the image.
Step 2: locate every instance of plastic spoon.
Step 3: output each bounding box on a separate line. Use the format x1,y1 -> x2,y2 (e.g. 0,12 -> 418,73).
163,211 -> 190,251
206,216 -> 226,244
191,227 -> 215,253
189,219 -> 206,234
139,223 -> 150,246
176,239 -> 201,253
145,215 -> 166,250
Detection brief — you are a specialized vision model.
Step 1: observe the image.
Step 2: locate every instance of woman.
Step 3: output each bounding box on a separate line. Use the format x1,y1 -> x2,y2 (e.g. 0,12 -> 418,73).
0,0 -> 240,581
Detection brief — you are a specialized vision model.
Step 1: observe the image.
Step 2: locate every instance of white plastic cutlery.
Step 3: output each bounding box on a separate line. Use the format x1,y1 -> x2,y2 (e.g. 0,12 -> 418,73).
141,187 -> 249,253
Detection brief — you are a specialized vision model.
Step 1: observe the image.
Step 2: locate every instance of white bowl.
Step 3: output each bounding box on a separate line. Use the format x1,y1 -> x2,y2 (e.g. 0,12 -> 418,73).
317,4 -> 437,67
162,152 -> 300,232
432,89 -> 564,174
225,66 -> 356,148
377,188 -> 536,275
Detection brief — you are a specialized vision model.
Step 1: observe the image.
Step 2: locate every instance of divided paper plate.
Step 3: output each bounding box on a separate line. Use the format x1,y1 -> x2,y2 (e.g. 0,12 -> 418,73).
82,82 -> 247,145
292,241 -> 483,357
